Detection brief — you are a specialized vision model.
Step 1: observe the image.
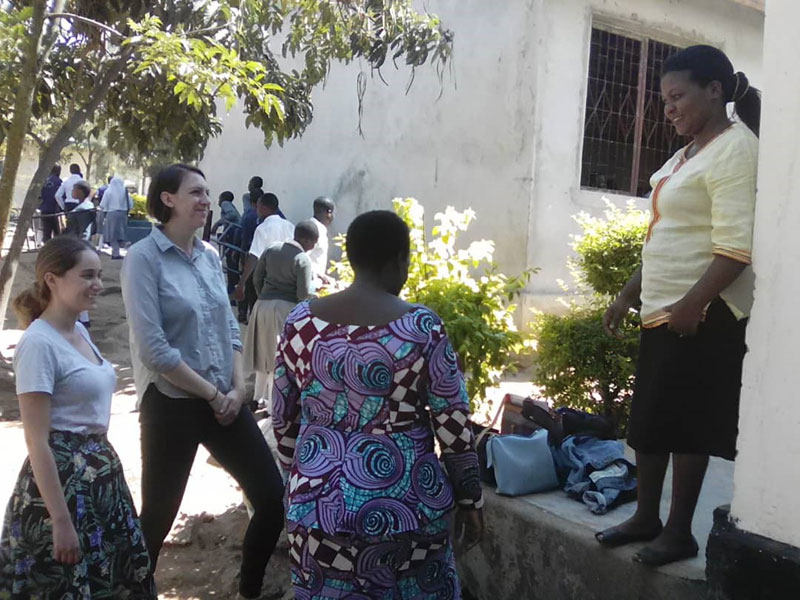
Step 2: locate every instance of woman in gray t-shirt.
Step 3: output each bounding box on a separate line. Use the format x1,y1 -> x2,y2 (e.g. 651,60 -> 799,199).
0,236 -> 155,598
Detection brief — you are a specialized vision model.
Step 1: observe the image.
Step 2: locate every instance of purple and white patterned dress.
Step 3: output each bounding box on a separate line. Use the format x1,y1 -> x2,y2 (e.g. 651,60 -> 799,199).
273,302 -> 483,599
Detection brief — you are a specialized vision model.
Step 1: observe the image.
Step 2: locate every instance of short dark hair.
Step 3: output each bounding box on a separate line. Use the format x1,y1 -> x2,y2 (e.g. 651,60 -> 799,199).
346,210 -> 410,273
50,165 -> 61,177
69,163 -> 81,175
73,181 -> 91,200
219,190 -> 234,204
249,176 -> 263,190
294,220 -> 319,244
313,196 -> 335,215
147,163 -> 205,223
258,192 -> 279,211
107,175 -> 113,183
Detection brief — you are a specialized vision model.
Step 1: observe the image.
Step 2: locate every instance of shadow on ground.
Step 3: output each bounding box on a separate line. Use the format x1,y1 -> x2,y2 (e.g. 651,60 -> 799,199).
155,504 -> 292,600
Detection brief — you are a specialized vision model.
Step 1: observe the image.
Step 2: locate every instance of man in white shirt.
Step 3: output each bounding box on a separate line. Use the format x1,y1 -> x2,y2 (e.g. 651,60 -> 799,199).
234,192 -> 294,302
308,196 -> 335,283
55,163 -> 84,211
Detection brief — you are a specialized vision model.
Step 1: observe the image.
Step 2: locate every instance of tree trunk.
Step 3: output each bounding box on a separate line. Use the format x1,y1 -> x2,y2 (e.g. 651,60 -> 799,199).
86,145 -> 93,183
0,143 -> 64,328
0,0 -> 47,250
0,50 -> 133,328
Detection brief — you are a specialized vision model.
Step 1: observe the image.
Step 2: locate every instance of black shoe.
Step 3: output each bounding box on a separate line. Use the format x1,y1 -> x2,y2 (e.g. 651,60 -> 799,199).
595,523 -> 663,548
522,399 -> 565,446
632,536 -> 699,566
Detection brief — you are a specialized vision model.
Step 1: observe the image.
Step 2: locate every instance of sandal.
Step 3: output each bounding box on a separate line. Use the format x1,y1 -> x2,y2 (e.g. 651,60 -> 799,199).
595,522 -> 663,548
632,536 -> 699,566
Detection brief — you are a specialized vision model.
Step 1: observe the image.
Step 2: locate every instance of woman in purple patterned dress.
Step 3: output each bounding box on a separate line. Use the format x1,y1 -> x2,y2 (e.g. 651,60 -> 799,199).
273,210 -> 484,599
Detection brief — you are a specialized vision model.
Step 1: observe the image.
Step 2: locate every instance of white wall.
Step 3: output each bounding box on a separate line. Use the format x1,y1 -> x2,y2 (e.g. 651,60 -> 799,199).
730,0 -> 800,549
201,0 -> 763,316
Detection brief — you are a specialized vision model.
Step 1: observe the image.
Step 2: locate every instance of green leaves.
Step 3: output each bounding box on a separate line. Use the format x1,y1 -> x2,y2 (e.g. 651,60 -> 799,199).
570,199 -> 648,298
532,307 -> 638,432
0,0 -> 453,160
531,198 -> 646,431
329,198 -> 536,409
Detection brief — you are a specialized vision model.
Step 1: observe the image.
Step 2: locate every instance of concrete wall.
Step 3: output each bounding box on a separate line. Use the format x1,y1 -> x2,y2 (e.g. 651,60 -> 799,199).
200,0 -> 763,315
730,0 -> 800,550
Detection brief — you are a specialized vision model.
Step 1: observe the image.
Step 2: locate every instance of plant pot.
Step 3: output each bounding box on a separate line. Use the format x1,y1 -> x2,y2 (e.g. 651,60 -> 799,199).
127,219 -> 153,244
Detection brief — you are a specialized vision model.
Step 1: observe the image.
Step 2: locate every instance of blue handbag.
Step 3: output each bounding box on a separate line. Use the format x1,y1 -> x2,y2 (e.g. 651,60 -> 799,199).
485,429 -> 560,496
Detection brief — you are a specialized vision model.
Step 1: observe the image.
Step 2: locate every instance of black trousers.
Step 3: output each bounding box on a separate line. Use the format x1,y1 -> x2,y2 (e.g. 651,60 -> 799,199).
40,215 -> 60,242
138,384 -> 285,596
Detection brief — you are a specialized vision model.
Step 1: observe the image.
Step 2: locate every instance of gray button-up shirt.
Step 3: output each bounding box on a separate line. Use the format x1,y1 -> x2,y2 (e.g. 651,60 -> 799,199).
121,227 -> 242,400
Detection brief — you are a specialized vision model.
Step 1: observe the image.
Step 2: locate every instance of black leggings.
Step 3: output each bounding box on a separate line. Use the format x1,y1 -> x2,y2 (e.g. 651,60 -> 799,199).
139,384 -> 285,596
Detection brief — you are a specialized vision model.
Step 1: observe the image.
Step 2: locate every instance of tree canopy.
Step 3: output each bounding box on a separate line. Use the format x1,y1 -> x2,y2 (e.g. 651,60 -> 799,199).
2,0 -> 453,160
0,0 -> 453,326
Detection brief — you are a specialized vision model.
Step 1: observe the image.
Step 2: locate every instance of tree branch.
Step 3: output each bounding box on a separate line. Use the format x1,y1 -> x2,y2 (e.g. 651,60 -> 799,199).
45,13 -> 123,38
38,0 -> 67,76
186,23 -> 229,38
27,129 -> 46,149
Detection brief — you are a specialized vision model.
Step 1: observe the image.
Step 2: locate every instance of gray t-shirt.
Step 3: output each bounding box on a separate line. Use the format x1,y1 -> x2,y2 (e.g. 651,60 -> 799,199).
13,319 -> 115,434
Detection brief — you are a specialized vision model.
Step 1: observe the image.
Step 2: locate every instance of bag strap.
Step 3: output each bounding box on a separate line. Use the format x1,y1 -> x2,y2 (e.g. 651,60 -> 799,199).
475,394 -> 510,445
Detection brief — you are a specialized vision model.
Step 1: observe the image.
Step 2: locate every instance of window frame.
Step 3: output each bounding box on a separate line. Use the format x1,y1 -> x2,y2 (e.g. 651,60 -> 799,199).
579,20 -> 692,197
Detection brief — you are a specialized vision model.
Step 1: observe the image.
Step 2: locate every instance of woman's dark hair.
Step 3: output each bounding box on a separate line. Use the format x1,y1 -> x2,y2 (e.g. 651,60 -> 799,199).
146,163 -> 205,223
663,45 -> 761,136
346,210 -> 410,273
12,237 -> 96,328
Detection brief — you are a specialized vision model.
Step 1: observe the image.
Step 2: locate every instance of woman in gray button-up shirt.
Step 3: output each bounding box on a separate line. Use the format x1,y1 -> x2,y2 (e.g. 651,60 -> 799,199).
120,164 -> 284,600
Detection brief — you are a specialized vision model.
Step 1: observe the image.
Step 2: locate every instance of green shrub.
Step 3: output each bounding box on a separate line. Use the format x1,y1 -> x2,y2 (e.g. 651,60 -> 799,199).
532,307 -> 639,430
532,199 -> 647,430
128,193 -> 149,221
569,200 -> 648,298
329,198 -> 536,408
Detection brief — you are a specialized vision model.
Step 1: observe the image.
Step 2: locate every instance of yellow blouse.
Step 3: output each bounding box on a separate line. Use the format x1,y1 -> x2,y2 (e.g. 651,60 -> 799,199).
640,122 -> 758,328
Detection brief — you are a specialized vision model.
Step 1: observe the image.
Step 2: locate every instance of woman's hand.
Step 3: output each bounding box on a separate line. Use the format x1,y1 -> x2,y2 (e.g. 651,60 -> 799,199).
603,296 -> 634,338
455,507 -> 484,552
52,516 -> 81,564
215,387 -> 245,426
665,298 -> 704,336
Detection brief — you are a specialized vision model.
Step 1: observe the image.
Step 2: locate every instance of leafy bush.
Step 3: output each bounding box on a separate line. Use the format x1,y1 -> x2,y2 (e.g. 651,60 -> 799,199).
532,199 -> 647,430
569,200 -> 649,298
330,198 -> 536,408
128,193 -> 149,221
532,307 -> 639,428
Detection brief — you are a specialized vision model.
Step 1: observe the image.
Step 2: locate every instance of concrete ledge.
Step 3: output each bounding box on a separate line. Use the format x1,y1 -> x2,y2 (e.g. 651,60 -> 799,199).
706,505 -> 800,600
459,490 -> 706,600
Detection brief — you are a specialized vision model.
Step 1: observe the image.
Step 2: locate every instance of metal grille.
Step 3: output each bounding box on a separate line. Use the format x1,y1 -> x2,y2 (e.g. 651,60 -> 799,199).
580,28 -> 682,197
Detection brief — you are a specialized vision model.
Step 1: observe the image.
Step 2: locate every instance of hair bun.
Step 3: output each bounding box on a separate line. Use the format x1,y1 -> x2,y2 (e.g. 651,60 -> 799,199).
732,71 -> 750,102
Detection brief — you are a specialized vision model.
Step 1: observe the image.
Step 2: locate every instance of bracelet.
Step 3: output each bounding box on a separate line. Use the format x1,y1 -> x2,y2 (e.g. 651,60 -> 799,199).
206,387 -> 219,404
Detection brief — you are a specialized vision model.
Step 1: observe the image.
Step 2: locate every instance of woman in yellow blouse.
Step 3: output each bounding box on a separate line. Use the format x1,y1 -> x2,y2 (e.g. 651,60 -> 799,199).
596,45 -> 760,566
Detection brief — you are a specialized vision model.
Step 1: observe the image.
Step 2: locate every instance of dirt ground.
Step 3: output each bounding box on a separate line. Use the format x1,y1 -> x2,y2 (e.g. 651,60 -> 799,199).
0,250 -> 292,599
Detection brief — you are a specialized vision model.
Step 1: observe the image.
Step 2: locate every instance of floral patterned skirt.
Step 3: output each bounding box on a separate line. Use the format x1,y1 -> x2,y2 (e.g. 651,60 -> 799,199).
288,518 -> 461,600
0,430 -> 156,599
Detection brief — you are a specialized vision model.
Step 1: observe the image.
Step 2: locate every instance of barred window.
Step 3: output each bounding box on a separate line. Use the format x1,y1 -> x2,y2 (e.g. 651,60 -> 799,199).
581,27 -> 683,197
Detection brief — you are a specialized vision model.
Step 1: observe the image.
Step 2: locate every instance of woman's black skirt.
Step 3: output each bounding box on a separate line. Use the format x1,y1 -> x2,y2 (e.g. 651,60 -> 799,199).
628,299 -> 747,461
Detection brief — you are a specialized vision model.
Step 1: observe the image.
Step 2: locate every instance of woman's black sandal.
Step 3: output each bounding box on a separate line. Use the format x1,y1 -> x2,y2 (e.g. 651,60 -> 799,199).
595,523 -> 663,548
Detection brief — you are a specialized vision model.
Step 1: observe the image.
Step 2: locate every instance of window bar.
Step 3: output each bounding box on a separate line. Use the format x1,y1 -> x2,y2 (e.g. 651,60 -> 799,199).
629,38 -> 649,196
